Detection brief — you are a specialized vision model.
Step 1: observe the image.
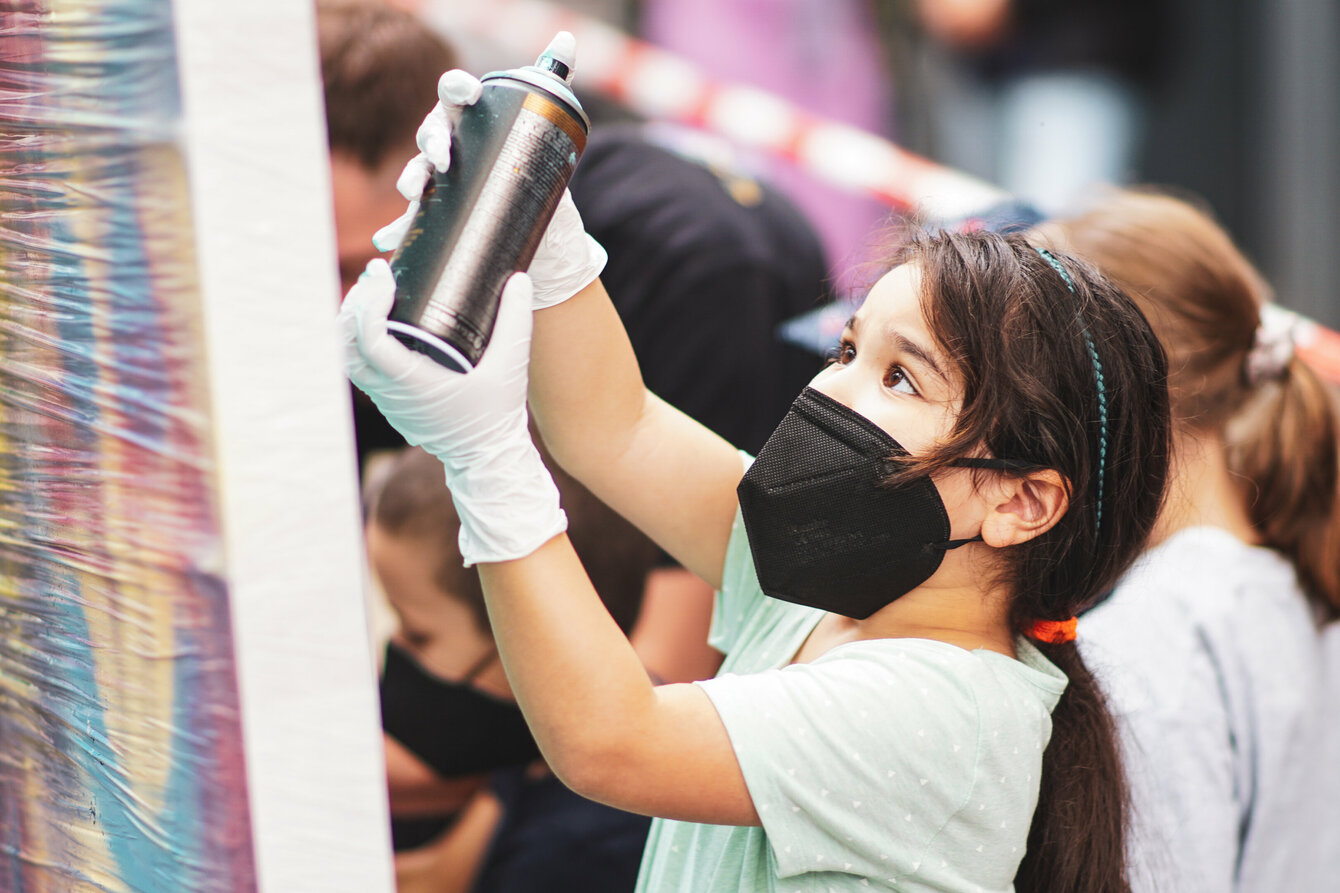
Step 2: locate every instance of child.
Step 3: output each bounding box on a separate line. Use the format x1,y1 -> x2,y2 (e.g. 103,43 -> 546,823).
1040,189 -> 1340,892
370,445 -> 657,891
339,65 -> 1171,892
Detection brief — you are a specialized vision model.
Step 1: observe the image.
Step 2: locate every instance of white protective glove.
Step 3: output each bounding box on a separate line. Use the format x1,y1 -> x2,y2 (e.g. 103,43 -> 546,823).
371,68 -> 607,310
339,259 -> 566,565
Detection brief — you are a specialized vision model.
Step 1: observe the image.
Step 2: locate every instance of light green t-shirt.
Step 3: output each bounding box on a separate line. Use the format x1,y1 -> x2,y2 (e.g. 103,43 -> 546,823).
634,508 -> 1068,893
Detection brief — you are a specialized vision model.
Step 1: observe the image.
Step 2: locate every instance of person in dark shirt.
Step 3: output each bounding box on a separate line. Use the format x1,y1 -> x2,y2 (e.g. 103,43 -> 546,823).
910,0 -> 1172,214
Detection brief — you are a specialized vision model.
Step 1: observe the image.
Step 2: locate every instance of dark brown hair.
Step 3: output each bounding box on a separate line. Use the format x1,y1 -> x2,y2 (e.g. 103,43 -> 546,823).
316,0 -> 458,169
1050,188 -> 1340,614
369,445 -> 659,636
896,230 -> 1172,893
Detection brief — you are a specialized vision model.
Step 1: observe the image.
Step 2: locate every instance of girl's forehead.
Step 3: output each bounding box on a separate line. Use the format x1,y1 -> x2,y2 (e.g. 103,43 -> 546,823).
853,264 -> 931,337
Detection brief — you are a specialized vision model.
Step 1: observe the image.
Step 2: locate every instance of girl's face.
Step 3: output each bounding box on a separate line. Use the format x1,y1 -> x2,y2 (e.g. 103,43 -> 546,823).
809,263 -> 961,456
808,263 -> 988,544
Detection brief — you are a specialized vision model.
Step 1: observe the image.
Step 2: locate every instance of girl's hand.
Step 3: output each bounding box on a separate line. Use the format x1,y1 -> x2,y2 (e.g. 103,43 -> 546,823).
371,67 -> 607,311
338,260 -> 565,564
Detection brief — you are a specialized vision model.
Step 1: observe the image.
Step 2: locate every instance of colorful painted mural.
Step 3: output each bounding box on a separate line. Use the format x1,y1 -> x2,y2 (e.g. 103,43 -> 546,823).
0,2 -> 257,889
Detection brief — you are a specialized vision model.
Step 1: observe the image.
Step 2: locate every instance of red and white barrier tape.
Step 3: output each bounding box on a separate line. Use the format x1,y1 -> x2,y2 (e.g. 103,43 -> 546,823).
414,0 -> 1008,219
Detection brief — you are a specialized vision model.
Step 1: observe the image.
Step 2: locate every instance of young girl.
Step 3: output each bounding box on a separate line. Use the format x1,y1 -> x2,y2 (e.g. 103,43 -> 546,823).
1040,189 -> 1340,891
339,67 -> 1170,893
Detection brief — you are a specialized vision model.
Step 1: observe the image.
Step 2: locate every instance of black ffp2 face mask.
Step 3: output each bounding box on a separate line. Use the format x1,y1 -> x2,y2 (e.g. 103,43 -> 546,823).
380,642 -> 541,779
737,387 -> 993,620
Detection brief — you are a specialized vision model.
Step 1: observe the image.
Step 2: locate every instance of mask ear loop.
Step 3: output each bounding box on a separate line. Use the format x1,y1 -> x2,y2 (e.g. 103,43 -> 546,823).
1035,247 -> 1108,539
934,534 -> 983,551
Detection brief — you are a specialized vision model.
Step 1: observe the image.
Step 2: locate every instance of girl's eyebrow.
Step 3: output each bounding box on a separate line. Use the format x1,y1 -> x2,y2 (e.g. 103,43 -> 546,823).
890,332 -> 948,383
846,314 -> 947,383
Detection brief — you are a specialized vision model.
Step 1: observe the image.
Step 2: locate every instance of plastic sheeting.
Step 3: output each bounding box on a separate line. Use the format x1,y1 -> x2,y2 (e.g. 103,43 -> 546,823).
0,2 -> 257,890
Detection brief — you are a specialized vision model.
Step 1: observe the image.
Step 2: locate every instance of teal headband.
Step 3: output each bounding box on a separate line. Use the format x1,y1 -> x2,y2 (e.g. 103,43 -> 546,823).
1035,247 -> 1108,537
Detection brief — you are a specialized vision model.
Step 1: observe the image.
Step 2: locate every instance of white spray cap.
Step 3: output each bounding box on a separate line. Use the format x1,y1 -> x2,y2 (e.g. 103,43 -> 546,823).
535,31 -> 577,84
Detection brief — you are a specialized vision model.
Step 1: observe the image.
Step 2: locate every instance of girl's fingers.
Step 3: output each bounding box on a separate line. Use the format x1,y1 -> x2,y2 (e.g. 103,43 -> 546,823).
373,200 -> 419,253
396,154 -> 433,201
437,69 -> 483,108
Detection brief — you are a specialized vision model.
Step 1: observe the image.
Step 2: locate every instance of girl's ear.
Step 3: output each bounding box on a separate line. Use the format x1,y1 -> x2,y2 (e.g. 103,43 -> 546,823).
980,469 -> 1070,547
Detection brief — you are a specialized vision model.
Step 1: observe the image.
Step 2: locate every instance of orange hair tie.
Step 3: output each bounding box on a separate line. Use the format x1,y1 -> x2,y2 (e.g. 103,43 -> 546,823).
1029,617 -> 1078,644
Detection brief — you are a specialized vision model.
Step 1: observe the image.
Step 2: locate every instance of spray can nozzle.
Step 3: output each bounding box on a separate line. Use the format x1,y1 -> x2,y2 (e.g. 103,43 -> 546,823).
534,31 -> 577,84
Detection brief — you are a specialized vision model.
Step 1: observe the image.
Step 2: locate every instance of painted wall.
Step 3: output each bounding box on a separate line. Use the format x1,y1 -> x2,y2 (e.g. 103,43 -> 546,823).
0,2 -> 392,890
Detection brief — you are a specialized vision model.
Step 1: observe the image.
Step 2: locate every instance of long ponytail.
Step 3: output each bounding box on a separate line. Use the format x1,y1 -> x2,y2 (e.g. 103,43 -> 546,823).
1227,357 -> 1340,614
1015,642 -> 1131,893
903,232 -> 1169,893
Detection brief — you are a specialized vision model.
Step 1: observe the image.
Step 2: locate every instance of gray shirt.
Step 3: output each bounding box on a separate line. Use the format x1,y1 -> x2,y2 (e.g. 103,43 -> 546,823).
1079,526 -> 1326,892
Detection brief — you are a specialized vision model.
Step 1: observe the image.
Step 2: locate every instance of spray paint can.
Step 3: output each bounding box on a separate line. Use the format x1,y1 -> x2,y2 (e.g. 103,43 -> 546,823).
386,33 -> 589,371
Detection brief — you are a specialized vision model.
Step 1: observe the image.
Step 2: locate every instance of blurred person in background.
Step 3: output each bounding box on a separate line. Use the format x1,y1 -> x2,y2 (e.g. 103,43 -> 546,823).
320,0 -> 456,467
908,0 -> 1171,214
369,446 -> 658,892
637,0 -> 896,271
1038,188 -> 1340,892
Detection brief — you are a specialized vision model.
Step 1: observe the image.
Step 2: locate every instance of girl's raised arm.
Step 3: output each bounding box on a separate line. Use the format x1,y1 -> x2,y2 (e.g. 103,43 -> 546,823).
527,277 -> 743,587
372,66 -> 743,585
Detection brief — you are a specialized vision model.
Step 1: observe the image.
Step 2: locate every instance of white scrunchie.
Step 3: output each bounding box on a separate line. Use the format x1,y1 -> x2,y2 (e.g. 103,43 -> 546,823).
1245,303 -> 1301,386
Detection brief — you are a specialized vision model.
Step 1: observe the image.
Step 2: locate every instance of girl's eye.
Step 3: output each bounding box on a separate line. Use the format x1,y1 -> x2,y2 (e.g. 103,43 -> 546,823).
825,340 -> 857,366
884,365 -> 917,395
